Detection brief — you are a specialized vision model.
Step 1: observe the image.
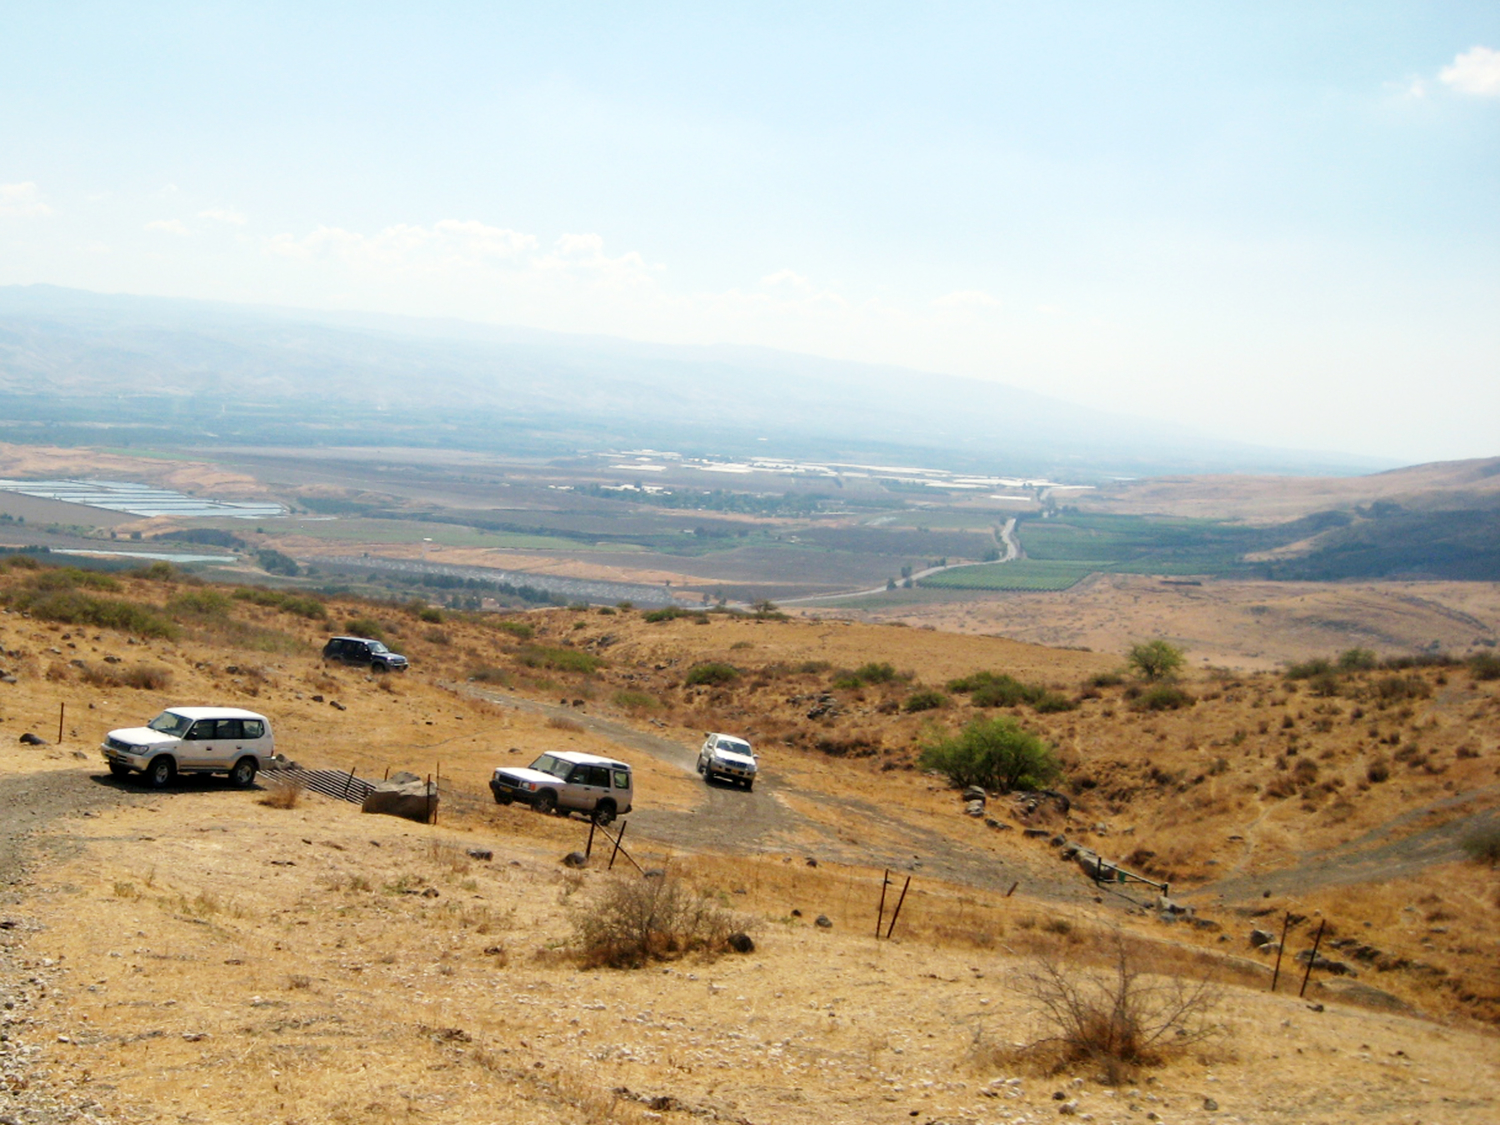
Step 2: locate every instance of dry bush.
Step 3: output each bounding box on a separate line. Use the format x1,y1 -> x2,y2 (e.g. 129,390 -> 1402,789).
571,872 -> 744,968
258,778 -> 304,809
548,715 -> 585,732
1009,931 -> 1221,1083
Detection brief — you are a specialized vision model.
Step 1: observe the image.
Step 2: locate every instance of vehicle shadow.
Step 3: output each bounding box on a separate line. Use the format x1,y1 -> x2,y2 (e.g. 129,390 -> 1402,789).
86,771 -> 261,793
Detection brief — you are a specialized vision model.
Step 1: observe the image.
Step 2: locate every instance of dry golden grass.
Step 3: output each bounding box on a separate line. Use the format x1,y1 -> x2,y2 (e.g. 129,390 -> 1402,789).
0,562 -> 1497,1123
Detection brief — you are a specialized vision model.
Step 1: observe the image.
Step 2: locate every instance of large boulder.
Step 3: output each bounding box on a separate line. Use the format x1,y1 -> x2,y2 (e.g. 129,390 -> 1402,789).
361,773 -> 438,824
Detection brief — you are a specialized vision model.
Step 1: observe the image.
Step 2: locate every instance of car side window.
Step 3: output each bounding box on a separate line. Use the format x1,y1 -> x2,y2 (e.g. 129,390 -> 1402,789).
567,768 -> 588,784
586,766 -> 610,787
242,720 -> 264,738
613,770 -> 630,789
186,721 -> 214,740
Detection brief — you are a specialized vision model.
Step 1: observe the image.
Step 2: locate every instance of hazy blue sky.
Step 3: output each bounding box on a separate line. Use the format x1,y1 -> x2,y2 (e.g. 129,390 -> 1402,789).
2,3 -> 1496,465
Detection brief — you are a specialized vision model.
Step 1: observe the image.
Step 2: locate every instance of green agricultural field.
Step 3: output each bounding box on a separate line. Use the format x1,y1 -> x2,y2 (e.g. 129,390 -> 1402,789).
918,560 -> 1095,591
1017,512 -> 1257,577
274,517 -> 594,552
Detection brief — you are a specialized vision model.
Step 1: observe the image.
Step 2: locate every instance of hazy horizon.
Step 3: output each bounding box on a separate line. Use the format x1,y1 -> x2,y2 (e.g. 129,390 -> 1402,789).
2,4 -> 1496,464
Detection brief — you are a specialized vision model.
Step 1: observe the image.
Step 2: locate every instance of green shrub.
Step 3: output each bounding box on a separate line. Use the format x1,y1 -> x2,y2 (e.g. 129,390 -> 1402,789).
1127,640 -> 1185,681
957,673 -> 1034,708
1286,657 -> 1334,679
1087,671 -> 1125,689
1132,684 -> 1195,711
611,689 -> 659,712
1032,690 -> 1079,714
1459,824 -> 1500,867
684,662 -> 739,687
490,618 -> 535,640
9,589 -> 179,639
1337,647 -> 1378,671
31,566 -> 121,592
1469,652 -> 1500,682
344,616 -> 385,640
853,661 -> 899,683
516,645 -> 605,674
232,588 -> 328,619
904,689 -> 948,713
168,590 -> 234,618
918,716 -> 1060,793
644,605 -> 709,624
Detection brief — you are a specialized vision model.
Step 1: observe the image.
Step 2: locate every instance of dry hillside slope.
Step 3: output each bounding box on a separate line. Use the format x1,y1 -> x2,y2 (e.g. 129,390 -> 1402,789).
0,559 -> 1496,1123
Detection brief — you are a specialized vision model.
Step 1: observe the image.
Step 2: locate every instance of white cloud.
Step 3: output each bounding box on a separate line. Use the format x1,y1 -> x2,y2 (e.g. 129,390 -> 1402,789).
1440,45 -> 1500,96
0,181 -> 52,218
145,219 -> 191,236
268,219 -> 538,271
198,207 -> 247,225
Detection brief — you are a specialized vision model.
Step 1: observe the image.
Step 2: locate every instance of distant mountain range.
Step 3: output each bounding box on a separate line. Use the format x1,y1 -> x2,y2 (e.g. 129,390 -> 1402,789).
0,284 -> 1391,480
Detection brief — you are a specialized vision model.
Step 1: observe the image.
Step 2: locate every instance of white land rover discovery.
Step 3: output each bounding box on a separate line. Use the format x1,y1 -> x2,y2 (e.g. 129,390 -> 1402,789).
489,750 -> 633,825
697,732 -> 758,790
101,707 -> 274,789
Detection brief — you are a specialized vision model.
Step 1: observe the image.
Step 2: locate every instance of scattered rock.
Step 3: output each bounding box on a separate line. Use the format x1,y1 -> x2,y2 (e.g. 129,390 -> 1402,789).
1203,1096 -> 1219,1111
467,848 -> 494,861
421,887 -> 440,898
18,733 -> 46,746
727,932 -> 755,954
562,852 -> 588,868
962,785 -> 988,802
815,914 -> 833,929
329,700 -> 347,711
1249,928 -> 1275,947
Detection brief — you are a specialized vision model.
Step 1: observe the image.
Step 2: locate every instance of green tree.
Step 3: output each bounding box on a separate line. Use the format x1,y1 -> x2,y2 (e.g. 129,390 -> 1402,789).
1127,639 -> 1185,682
918,716 -> 1060,793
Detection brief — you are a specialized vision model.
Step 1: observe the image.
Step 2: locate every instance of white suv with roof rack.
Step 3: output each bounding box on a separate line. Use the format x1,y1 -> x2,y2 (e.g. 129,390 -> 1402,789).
489,750 -> 633,825
101,707 -> 274,789
697,732 -> 758,790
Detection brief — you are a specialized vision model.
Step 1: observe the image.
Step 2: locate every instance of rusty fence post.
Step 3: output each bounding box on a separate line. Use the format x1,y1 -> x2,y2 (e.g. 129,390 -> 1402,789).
341,763 -> 357,800
1270,911 -> 1293,992
885,876 -> 912,940
876,869 -> 891,939
58,702 -> 65,745
585,819 -> 596,860
1298,918 -> 1326,999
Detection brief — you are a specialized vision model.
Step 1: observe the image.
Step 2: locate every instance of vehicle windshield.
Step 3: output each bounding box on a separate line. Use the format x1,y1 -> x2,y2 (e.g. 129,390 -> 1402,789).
366,640 -> 389,654
717,737 -> 752,756
146,711 -> 194,737
528,754 -> 574,779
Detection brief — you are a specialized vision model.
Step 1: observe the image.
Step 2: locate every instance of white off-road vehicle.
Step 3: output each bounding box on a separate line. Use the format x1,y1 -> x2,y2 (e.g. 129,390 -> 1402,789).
697,732 -> 758,790
101,707 -> 274,789
489,750 -> 633,825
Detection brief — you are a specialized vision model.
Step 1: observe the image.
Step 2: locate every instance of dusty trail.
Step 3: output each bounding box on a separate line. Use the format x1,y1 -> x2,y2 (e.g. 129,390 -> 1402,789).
461,683 -> 1138,908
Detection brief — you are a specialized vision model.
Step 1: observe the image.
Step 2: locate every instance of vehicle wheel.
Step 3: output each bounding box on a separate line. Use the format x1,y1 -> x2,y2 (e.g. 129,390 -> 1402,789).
744,779 -> 754,792
145,756 -> 176,789
533,789 -> 557,815
229,757 -> 258,788
591,801 -> 616,827
493,791 -> 513,806
370,661 -> 387,674
107,761 -> 130,778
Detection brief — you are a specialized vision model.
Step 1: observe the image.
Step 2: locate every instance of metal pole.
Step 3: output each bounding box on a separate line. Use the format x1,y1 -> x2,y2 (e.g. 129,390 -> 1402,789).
1271,911 -> 1293,992
885,876 -> 912,940
433,763 -> 439,826
876,869 -> 891,940
341,764 -> 356,799
1298,918 -> 1326,999
426,773 -> 434,825
585,819 -> 596,860
58,703 -> 64,744
1005,881 -> 1018,897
